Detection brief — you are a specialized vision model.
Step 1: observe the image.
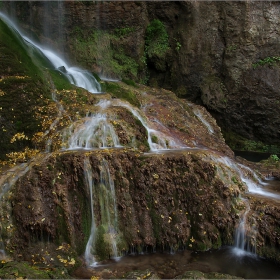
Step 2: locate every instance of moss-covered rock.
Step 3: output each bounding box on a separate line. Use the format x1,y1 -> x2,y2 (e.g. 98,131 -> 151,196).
0,261 -> 73,279
0,18 -> 51,160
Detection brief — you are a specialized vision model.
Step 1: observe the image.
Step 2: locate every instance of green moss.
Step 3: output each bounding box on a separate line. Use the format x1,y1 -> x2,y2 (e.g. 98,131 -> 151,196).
48,69 -> 74,91
253,56 -> 280,68
212,234 -> 222,249
69,28 -> 140,80
92,72 -> 101,82
113,27 -> 135,38
178,270 -> 242,279
122,78 -> 138,87
231,176 -> 238,184
76,188 -> 91,255
223,130 -> 280,154
151,135 -> 158,143
0,261 -> 71,279
103,81 -> 140,107
258,245 -> 280,263
0,18 -> 53,159
150,208 -> 161,243
145,19 -> 169,58
56,205 -> 70,245
195,242 -> 209,251
94,225 -> 110,261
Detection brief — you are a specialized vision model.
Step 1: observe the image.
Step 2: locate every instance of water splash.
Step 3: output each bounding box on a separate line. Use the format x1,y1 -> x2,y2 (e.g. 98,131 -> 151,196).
84,157 -> 97,267
0,12 -> 101,93
62,114 -> 121,150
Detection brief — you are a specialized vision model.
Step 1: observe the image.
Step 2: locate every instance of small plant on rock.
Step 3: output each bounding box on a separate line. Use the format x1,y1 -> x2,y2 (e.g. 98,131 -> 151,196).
271,154 -> 279,162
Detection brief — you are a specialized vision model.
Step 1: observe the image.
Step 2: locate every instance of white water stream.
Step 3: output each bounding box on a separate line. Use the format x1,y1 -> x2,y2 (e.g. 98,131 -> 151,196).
208,154 -> 279,255
0,12 -> 101,93
216,156 -> 280,199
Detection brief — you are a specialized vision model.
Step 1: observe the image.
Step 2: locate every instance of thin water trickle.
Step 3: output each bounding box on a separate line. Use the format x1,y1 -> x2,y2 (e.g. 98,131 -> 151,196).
204,153 -> 279,256
84,157 -> 98,267
97,99 -> 187,151
99,159 -> 119,258
193,107 -> 214,134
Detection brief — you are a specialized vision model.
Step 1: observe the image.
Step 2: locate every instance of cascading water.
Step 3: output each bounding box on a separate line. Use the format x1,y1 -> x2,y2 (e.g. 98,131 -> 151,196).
62,113 -> 121,150
0,12 -> 101,93
214,155 -> 280,199
204,154 -> 273,255
97,99 -> 186,151
233,198 -> 257,256
84,157 -> 97,266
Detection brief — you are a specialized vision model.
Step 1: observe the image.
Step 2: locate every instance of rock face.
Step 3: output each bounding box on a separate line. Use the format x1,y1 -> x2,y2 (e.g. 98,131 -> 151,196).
2,148 -> 280,271
2,1 -> 280,147
3,149 -> 240,262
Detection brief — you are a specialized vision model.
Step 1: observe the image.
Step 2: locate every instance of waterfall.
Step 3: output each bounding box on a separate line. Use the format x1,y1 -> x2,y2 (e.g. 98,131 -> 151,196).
97,99 -> 187,151
84,157 -> 97,267
0,12 -> 101,93
204,154 -> 277,256
62,114 -> 121,150
98,159 -> 119,258
83,157 -> 120,264
61,98 -> 187,152
233,198 -> 257,256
